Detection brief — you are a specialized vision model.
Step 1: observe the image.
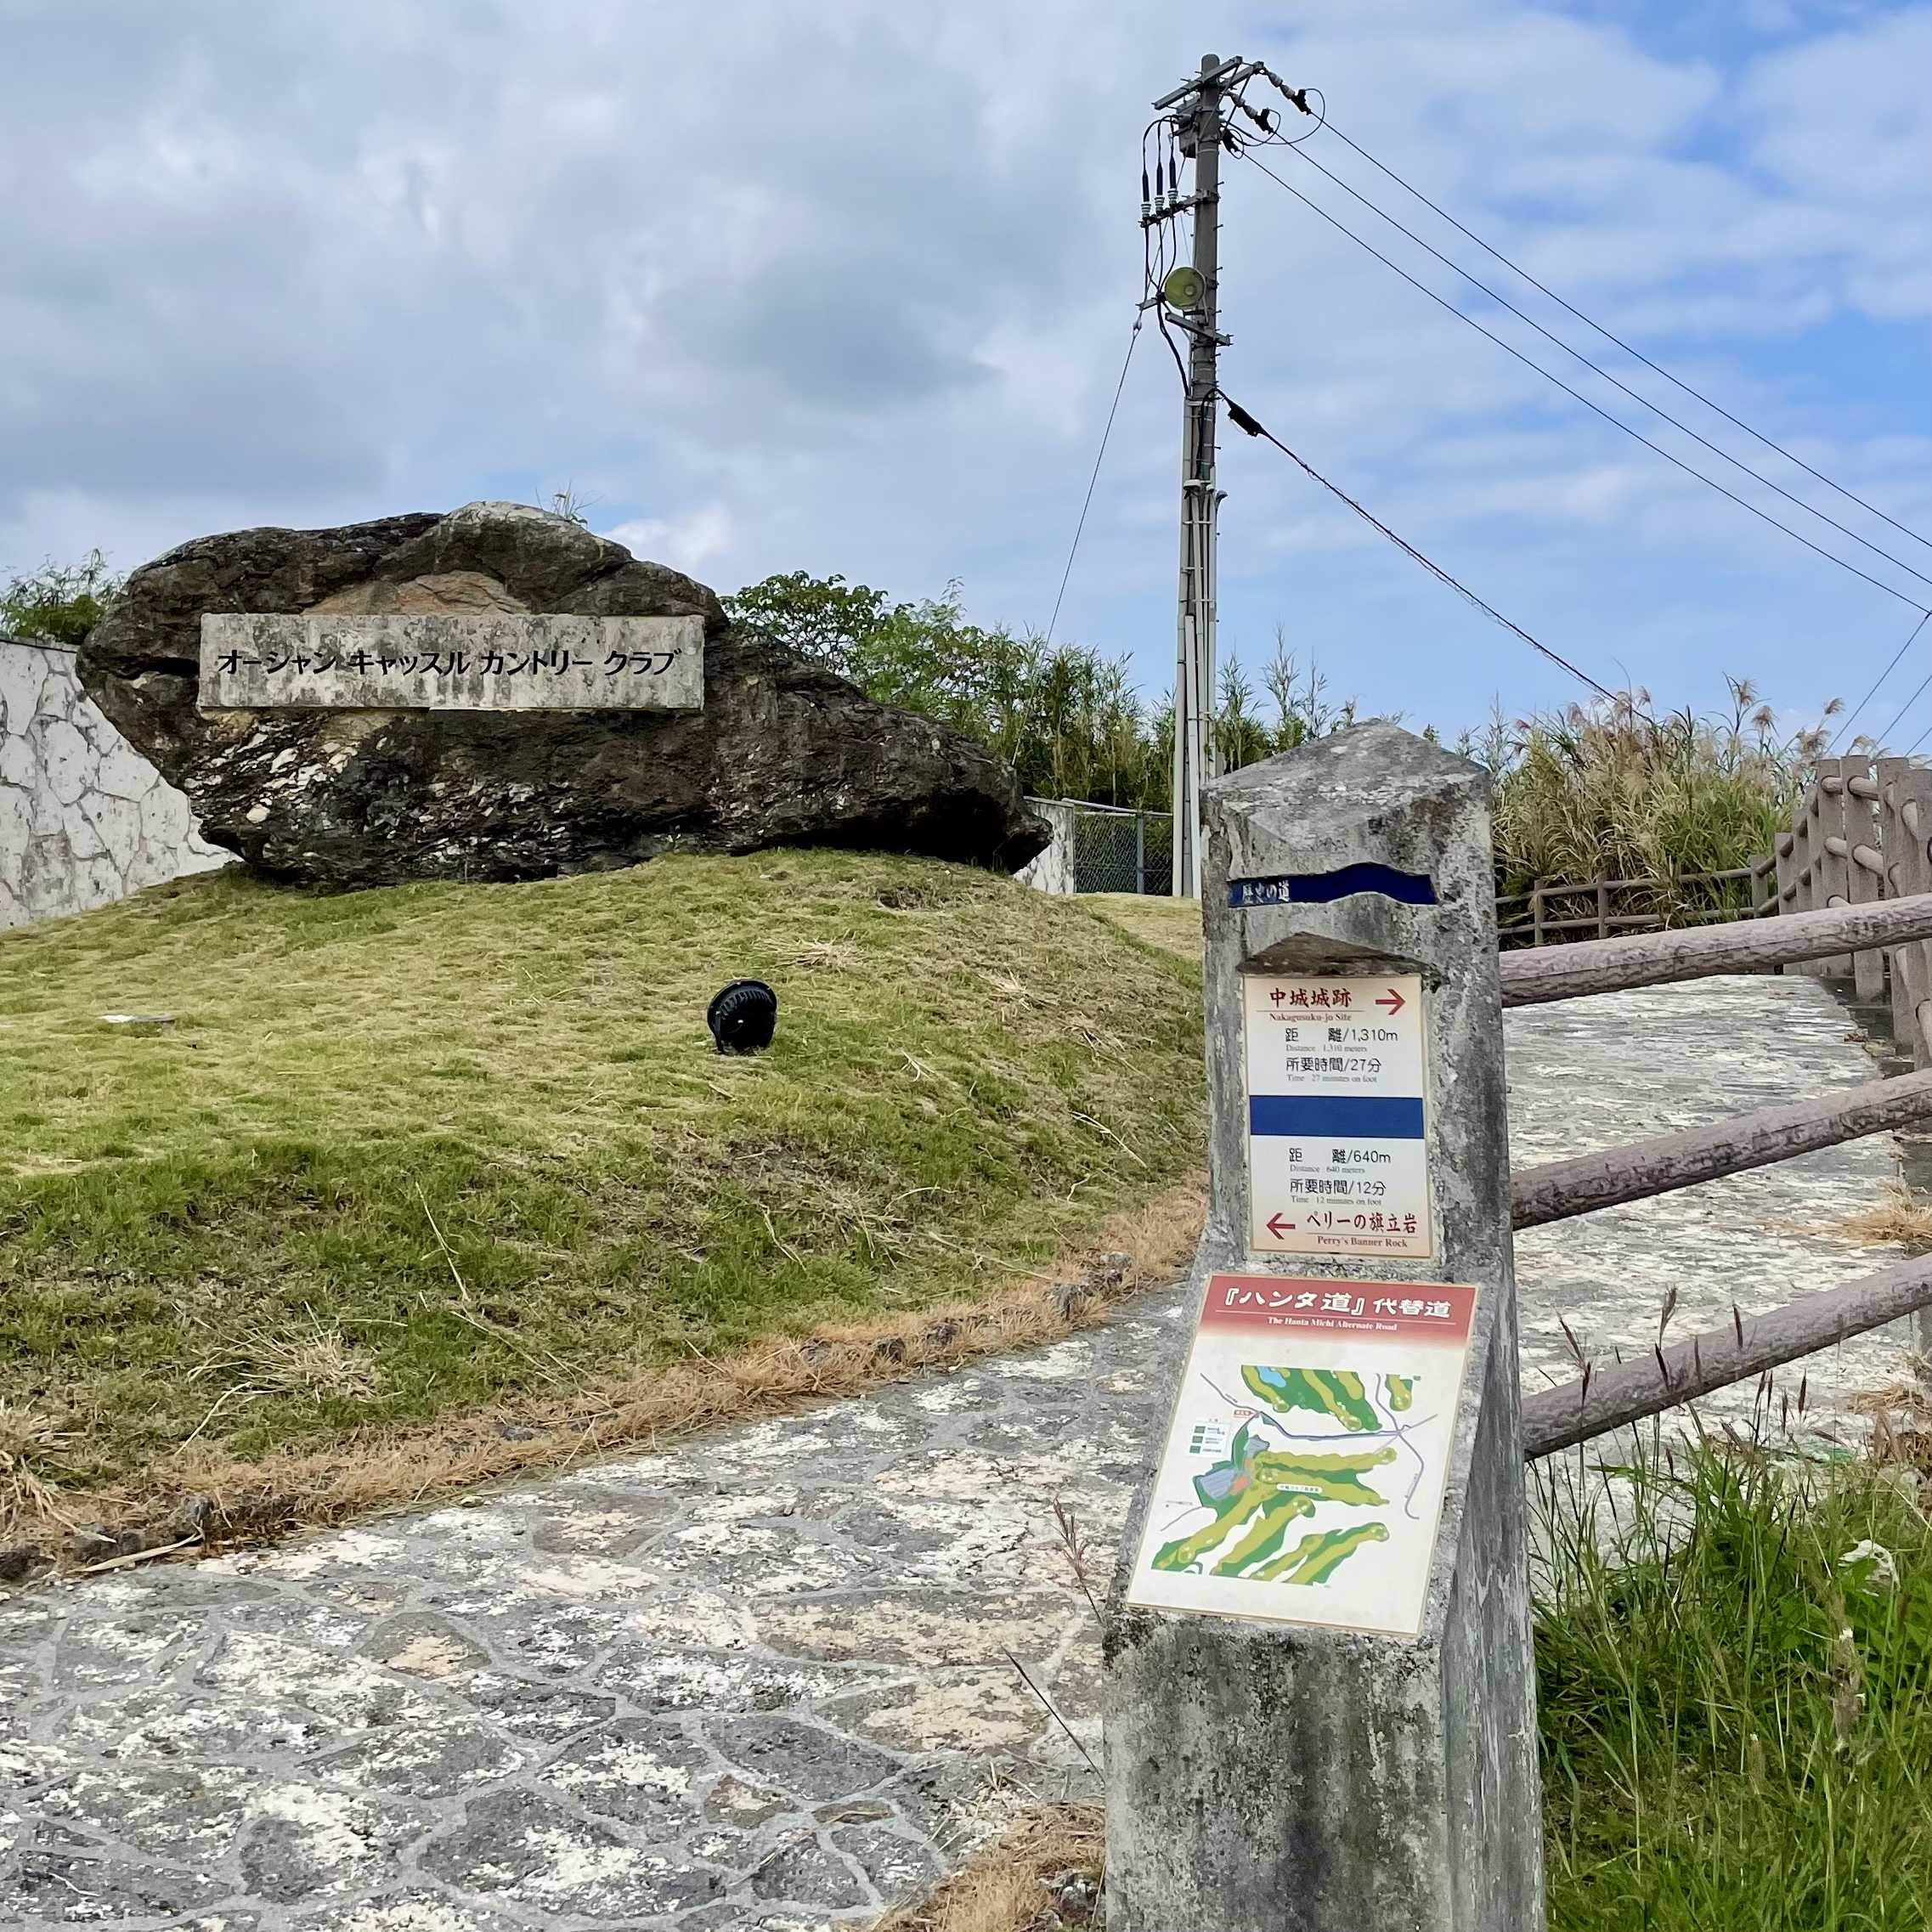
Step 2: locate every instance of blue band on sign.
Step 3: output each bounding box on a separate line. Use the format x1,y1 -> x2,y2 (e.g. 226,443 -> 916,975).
1249,1095 -> 1426,1139
1228,864 -> 1438,909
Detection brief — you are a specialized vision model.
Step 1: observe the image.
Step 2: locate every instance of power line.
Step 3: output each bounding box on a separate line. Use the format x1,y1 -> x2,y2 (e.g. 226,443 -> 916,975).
1875,666 -> 1932,750
1220,389 -> 1630,708
1830,610 -> 1930,751
1045,314 -> 1143,646
1268,95 -> 1932,770
1265,138 -> 1932,596
1311,115 -> 1932,559
1238,150 -> 1932,619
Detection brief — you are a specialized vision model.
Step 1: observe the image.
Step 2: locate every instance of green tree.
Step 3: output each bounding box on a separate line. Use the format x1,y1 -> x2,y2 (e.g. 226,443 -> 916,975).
1214,630 -> 1358,773
723,573 -> 1356,812
724,571 -> 893,675
1,551 -> 121,649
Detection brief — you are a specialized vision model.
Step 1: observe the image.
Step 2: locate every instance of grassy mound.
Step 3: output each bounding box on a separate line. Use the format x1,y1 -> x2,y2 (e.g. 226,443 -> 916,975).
0,854 -> 1202,1528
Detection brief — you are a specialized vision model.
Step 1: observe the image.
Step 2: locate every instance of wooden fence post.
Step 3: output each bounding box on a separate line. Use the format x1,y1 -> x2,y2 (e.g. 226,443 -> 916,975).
1880,758 -> 1932,1068
1773,805 -> 1800,939
1104,722 -> 1543,1932
1816,758 -> 1855,978
1844,760 -> 1887,1003
1788,775 -> 1821,968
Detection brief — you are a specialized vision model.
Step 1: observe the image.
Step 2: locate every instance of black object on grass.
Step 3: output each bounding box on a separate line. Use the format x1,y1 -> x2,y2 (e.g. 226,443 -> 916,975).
708,980 -> 777,1055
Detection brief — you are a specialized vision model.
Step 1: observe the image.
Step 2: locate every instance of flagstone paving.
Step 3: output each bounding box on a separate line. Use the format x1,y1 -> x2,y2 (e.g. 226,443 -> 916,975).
1,975 -> 1919,1930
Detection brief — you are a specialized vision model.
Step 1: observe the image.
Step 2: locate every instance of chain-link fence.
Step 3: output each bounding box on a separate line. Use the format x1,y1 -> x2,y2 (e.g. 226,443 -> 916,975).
1021,799 -> 1175,895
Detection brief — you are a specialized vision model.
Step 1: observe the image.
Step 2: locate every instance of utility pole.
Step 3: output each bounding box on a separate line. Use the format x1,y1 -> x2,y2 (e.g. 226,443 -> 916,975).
1154,54 -> 1239,898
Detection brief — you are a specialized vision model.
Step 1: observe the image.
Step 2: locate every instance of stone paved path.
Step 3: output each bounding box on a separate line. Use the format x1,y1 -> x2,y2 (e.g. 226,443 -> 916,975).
1,977 -> 1918,1930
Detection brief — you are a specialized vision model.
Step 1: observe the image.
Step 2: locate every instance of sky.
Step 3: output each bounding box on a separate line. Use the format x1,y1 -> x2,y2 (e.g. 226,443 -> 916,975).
2,0 -> 1928,743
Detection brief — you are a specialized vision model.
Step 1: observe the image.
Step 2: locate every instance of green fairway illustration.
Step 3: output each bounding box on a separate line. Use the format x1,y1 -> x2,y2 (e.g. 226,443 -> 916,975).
1239,1364 -> 1379,1431
1151,1364 -> 1421,1587
1250,1522 -> 1392,1583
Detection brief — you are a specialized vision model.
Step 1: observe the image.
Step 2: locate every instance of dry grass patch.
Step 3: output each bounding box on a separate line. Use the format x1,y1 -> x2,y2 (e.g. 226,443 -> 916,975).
1082,892 -> 1199,963
3,1176 -> 1201,1572
1829,1181 -> 1932,1247
0,849 -> 1204,1559
875,1804 -> 1103,1932
0,1400 -> 75,1534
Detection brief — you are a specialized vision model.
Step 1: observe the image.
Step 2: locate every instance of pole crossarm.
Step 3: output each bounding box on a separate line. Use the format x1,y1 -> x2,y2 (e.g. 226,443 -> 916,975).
1500,890 -> 1932,1007
1510,1066 -> 1932,1229
1521,1254 -> 1932,1460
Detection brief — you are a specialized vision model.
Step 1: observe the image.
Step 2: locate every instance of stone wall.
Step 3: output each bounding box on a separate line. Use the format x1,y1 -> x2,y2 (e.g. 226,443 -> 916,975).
1,635 -> 227,929
1016,798 -> 1076,894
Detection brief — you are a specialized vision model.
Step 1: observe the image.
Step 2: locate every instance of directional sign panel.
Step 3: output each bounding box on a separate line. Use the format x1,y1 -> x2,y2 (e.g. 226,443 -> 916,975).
1243,973 -> 1432,1259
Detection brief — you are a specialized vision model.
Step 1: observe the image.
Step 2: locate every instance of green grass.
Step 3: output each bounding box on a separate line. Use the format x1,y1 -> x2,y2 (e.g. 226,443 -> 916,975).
1538,1438 -> 1932,1929
889,1438 -> 1932,1931
0,852 -> 1203,1512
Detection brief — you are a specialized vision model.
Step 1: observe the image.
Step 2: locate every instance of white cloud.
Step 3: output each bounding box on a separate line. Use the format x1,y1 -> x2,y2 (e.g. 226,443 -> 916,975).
0,0 -> 1926,737
1736,6 -> 1932,319
605,506 -> 736,574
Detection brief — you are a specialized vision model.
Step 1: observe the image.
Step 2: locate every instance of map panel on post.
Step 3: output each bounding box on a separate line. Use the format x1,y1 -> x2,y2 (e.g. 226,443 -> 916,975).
1243,971 -> 1432,1259
1124,1274 -> 1477,1639
199,613 -> 704,713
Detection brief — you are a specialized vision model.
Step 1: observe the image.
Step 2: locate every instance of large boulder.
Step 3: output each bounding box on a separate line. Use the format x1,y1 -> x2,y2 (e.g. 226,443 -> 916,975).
79,503 -> 1048,888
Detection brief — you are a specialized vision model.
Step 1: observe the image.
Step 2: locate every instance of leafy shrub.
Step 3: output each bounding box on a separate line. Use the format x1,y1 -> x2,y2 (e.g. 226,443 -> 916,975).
0,551 -> 122,650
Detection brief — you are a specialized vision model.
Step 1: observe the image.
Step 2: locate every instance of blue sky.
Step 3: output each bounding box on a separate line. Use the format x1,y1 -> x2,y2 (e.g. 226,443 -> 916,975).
1,0 -> 1926,743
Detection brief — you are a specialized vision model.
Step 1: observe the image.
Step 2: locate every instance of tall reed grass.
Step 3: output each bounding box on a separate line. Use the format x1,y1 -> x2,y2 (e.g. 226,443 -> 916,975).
1484,681 -> 1824,927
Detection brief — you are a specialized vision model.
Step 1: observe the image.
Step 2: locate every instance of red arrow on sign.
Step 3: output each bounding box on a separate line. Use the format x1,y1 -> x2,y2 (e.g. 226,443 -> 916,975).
1266,1212 -> 1296,1238
1376,987 -> 1406,1017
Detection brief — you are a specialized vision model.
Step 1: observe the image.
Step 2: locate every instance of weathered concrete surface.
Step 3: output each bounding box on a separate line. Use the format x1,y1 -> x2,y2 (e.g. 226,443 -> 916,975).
1104,727 -> 1543,1932
200,613 -> 704,713
0,975 -> 1917,1930
0,1337 -> 1147,1931
1,636 -> 225,929
1014,799 -> 1075,895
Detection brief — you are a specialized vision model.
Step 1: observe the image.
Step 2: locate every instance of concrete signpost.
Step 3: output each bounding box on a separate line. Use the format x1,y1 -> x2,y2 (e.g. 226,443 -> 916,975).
1104,722 -> 1545,1930
199,613 -> 704,713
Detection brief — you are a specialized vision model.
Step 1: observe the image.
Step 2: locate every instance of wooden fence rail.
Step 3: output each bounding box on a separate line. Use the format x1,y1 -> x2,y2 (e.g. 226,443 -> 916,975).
1507,767 -> 1932,1459
1500,890 -> 1932,1008
1522,1253 -> 1932,1460
1496,861 -> 1774,946
1510,1065 -> 1932,1229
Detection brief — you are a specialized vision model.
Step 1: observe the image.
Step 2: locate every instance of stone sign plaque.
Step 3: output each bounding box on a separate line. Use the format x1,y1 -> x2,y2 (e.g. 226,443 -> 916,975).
198,613 -> 703,713
1105,727 -> 1543,1931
